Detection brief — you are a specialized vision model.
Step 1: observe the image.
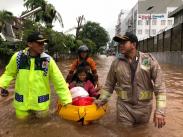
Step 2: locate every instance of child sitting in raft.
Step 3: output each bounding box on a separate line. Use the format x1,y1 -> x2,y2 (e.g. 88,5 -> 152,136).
69,67 -> 100,106
69,67 -> 100,98
69,67 -> 100,99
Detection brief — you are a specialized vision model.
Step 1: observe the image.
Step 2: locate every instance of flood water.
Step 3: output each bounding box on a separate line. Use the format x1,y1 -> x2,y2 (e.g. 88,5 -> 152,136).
0,55 -> 183,137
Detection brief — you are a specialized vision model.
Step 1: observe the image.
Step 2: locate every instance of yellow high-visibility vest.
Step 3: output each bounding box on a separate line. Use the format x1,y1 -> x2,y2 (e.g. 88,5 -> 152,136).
0,49 -> 72,111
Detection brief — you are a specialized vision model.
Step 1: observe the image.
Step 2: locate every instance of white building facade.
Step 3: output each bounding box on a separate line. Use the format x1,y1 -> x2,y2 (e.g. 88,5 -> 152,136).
137,9 -> 175,40
120,0 -> 182,41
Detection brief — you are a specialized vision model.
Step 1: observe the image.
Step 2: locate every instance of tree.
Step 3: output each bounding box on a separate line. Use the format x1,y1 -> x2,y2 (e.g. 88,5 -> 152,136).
24,0 -> 45,9
75,15 -> 85,39
0,10 -> 15,33
23,0 -> 63,28
63,34 -> 76,53
78,21 -> 109,52
21,19 -> 40,41
43,29 -> 66,56
0,10 -> 21,64
82,38 -> 96,54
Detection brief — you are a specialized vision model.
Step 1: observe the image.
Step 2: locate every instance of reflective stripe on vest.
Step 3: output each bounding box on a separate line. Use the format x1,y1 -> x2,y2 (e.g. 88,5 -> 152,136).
15,92 -> 23,102
38,94 -> 49,103
99,90 -> 111,101
117,90 -> 153,100
156,94 -> 166,108
116,91 -> 128,100
15,93 -> 50,103
139,91 -> 153,100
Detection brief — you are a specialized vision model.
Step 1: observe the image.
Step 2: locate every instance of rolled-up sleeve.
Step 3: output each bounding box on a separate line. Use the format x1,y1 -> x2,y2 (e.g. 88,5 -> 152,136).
151,56 -> 166,114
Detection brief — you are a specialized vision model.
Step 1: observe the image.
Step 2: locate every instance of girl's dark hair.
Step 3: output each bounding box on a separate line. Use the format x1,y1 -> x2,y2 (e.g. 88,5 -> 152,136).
72,61 -> 95,83
74,67 -> 88,82
76,67 -> 87,75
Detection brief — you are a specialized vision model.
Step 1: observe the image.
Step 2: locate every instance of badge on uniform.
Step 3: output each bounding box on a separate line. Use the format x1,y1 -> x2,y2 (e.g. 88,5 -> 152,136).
42,59 -> 50,76
42,60 -> 49,69
141,58 -> 150,70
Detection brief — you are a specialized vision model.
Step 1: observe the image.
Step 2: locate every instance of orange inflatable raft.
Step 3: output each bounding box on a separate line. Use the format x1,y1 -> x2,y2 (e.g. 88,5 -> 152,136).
57,102 -> 107,125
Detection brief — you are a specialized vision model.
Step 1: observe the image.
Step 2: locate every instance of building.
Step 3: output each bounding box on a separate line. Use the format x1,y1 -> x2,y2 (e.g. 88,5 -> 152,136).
120,0 -> 182,40
115,10 -> 124,35
121,5 -> 138,35
168,4 -> 183,26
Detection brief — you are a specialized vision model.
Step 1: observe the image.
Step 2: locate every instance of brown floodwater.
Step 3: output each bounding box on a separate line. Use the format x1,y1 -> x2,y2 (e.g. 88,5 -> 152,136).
0,55 -> 183,137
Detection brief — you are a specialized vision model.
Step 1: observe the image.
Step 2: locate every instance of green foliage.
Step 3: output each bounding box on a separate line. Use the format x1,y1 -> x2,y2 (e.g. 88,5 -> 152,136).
0,10 -> 14,23
0,10 -> 24,64
0,40 -> 26,66
75,39 -> 83,46
79,21 -> 110,52
0,10 -> 15,32
43,28 -> 67,56
21,20 -> 40,41
23,0 -> 63,29
24,0 -> 45,9
63,34 -> 76,53
0,4 -> 110,63
82,38 -> 96,54
0,16 -> 39,60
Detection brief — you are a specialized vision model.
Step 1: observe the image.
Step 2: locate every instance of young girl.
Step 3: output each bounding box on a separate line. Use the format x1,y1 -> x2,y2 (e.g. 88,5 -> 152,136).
69,67 -> 100,99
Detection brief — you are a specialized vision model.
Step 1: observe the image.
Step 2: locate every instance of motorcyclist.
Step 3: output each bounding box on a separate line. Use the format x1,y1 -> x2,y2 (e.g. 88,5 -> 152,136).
66,45 -> 99,87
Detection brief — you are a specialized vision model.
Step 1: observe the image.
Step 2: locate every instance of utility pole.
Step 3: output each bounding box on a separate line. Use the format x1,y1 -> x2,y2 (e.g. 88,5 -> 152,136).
115,10 -> 124,35
146,6 -> 154,38
19,7 -> 42,19
149,12 -> 151,38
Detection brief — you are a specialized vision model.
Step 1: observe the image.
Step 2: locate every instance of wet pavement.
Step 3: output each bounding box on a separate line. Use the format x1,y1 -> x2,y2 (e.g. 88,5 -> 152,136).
0,55 -> 183,137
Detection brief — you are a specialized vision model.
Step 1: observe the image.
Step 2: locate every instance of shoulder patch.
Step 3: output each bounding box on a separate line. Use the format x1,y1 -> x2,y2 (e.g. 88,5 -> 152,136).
40,52 -> 50,58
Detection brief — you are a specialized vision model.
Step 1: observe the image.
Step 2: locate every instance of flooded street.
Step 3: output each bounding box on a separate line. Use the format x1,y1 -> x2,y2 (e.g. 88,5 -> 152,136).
0,55 -> 183,137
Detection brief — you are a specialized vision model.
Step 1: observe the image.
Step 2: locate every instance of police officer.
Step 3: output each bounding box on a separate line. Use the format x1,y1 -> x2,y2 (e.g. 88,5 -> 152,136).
0,32 -> 72,120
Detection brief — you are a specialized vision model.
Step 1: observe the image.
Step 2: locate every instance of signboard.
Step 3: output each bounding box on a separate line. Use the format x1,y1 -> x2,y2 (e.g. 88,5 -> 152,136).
152,15 -> 165,19
138,14 -> 165,20
138,15 -> 150,20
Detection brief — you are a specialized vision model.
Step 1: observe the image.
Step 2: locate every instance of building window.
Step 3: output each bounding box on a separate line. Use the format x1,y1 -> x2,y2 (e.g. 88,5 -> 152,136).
138,29 -> 142,34
145,29 -> 149,34
161,20 -> 166,25
138,20 -> 142,25
145,20 -> 149,25
152,29 -> 156,35
152,19 -> 157,25
168,20 -> 173,25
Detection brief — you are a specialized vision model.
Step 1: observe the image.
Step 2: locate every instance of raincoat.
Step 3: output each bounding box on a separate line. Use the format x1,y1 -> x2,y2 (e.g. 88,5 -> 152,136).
66,57 -> 98,83
0,48 -> 72,111
99,51 -> 166,124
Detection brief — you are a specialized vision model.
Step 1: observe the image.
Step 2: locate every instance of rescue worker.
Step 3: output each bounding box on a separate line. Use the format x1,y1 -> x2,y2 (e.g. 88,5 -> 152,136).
66,45 -> 99,86
0,32 -> 72,120
95,32 -> 166,128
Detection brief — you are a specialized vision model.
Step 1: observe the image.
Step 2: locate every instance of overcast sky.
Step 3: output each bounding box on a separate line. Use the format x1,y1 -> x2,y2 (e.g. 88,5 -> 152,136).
0,0 -> 137,38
